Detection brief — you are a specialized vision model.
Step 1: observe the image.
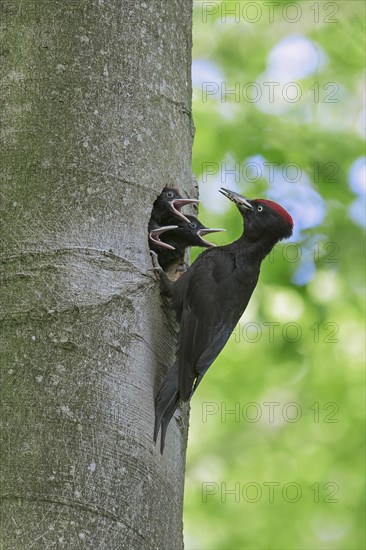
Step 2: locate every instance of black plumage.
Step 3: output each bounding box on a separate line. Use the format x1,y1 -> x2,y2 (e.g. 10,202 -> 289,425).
154,188 -> 294,452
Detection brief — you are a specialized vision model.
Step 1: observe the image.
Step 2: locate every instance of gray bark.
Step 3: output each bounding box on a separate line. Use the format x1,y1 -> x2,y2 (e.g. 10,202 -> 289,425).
0,1 -> 194,548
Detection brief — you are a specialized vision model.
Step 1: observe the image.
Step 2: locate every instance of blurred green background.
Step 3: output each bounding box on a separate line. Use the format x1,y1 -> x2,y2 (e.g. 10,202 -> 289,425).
184,1 -> 365,549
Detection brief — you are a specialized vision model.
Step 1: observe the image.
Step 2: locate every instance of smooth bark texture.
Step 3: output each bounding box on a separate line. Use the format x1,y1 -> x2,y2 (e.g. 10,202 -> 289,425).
0,1 -> 194,547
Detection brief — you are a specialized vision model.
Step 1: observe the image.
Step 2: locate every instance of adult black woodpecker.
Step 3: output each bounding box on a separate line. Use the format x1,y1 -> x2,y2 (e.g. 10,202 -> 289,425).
151,215 -> 225,270
154,188 -> 294,452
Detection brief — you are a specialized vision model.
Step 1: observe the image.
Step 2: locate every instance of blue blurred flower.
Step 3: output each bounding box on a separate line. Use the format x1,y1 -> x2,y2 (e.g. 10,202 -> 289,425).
267,35 -> 326,81
349,156 -> 365,196
349,196 -> 366,228
348,157 -> 366,228
192,59 -> 224,88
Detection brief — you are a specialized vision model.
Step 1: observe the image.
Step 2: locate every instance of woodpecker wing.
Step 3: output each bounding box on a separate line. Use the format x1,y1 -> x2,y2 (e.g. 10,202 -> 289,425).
175,248 -> 258,401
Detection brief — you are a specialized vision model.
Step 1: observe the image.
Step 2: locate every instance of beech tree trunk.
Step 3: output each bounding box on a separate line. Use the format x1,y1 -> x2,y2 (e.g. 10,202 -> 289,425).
0,1 -> 194,548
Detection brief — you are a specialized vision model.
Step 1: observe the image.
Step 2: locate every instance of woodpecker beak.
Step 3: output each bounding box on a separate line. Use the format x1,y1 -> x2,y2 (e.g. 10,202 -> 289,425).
219,188 -> 253,210
149,225 -> 178,250
197,227 -> 226,247
170,198 -> 199,223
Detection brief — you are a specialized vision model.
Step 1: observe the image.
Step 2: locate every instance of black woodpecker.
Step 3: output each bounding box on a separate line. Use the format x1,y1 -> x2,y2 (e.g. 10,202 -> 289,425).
153,188 -> 294,452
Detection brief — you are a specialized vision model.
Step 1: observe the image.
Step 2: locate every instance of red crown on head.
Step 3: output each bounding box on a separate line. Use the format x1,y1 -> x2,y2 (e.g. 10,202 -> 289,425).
256,199 -> 293,227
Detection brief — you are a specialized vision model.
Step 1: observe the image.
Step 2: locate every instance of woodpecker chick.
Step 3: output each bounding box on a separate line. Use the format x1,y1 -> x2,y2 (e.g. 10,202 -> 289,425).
151,187 -> 199,225
155,215 -> 225,270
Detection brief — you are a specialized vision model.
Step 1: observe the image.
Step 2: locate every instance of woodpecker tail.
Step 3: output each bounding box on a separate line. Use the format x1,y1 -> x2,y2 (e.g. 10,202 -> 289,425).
154,363 -> 179,453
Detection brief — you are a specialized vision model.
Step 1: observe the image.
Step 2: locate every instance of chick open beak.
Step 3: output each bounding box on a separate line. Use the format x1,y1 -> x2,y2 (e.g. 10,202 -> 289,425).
170,198 -> 199,223
149,225 -> 177,250
197,227 -> 226,247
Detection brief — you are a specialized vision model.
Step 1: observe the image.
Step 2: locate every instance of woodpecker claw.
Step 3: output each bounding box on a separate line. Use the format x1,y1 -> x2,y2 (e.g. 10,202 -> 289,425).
149,250 -> 163,271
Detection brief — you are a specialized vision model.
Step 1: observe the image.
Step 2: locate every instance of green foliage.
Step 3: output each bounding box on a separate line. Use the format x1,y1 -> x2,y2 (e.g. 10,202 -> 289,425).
184,2 -> 365,548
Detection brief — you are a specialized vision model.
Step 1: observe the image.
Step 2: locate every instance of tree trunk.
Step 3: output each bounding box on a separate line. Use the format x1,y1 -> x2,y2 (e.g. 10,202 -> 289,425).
0,1 -> 194,548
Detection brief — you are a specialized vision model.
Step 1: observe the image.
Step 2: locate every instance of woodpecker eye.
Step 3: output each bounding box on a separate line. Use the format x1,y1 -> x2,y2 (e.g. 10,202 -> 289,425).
257,205 -> 263,212
166,191 -> 174,199
190,222 -> 197,228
